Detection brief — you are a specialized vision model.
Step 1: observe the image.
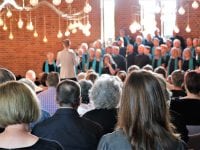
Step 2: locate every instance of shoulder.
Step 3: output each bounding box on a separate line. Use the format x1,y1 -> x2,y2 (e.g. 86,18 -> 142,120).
32,138 -> 63,150
97,130 -> 132,150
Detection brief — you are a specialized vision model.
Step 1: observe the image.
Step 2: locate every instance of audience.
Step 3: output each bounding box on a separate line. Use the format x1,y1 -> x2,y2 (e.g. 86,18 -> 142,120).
32,79 -> 103,150
0,81 -> 63,149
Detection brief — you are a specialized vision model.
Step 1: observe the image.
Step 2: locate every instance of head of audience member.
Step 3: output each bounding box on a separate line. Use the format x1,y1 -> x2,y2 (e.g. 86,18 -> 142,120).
89,75 -> 122,109
79,79 -> 93,104
56,79 -> 81,109
62,39 -> 71,49
0,81 -> 40,128
46,72 -> 59,87
171,70 -> 185,89
116,71 -> 127,82
184,71 -> 200,96
127,65 -> 140,74
144,46 -> 151,55
183,48 -> 192,60
80,43 -> 89,54
46,52 -> 55,62
105,46 -> 113,55
142,64 -> 153,71
173,39 -> 181,49
193,38 -> 199,47
86,72 -> 99,83
126,44 -> 134,55
170,47 -> 179,58
117,70 -> 178,149
95,49 -> 102,59
153,37 -> 160,47
154,66 -> 167,78
0,68 -> 16,84
77,72 -> 86,81
25,70 -> 36,82
154,47 -> 162,57
18,78 -> 36,92
135,35 -> 143,45
186,37 -> 193,47
112,46 -> 120,55
138,44 -> 145,55
39,72 -> 48,87
160,44 -> 168,56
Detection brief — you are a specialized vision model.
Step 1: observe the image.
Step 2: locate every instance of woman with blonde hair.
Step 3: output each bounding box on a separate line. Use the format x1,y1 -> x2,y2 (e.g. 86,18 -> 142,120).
0,81 -> 63,149
98,70 -> 186,150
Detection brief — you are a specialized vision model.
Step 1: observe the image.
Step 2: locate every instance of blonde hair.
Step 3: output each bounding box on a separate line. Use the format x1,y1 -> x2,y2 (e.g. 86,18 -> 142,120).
0,81 -> 40,128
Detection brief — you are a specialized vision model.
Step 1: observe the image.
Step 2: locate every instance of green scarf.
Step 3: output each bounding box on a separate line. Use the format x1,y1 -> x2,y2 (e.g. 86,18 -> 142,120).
168,58 -> 178,75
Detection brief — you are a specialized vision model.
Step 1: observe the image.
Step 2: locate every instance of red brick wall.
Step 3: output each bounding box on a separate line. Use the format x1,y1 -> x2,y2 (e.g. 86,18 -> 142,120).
0,0 -> 100,76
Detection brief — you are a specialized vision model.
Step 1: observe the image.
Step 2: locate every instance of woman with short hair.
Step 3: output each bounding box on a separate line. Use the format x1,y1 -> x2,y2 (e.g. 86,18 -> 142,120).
0,81 -> 63,150
98,70 -> 186,150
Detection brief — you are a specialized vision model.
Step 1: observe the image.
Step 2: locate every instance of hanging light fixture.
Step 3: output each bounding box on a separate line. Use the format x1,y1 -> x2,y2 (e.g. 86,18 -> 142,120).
192,0 -> 199,9
84,1 -> 92,13
17,11 -> 23,29
178,6 -> 185,15
30,0 -> 39,6
9,19 -> 14,40
185,5 -> 191,33
65,0 -> 73,4
43,15 -> 48,43
0,16 -> 4,26
6,8 -> 12,18
33,16 -> 38,37
26,11 -> 34,31
3,15 -> 7,31
65,20 -> 70,37
52,0 -> 61,6
57,15 -> 63,38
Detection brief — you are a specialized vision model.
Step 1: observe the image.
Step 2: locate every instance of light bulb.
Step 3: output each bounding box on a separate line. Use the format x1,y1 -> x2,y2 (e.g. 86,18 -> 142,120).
68,22 -> 74,30
173,25 -> 180,33
9,32 -> 14,40
65,0 -> 73,4
84,3 -> 92,13
0,18 -> 3,26
29,21 -> 34,30
178,6 -> 185,15
6,9 -> 12,18
33,30 -> 38,37
57,30 -> 63,38
43,36 -> 48,43
30,0 -> 38,6
185,24 -> 191,33
65,29 -> 70,36
85,31 -> 91,37
72,28 -> 77,34
52,0 -> 61,6
192,1 -> 199,9
3,24 -> 7,31
18,18 -> 23,29
129,21 -> 138,33
86,22 -> 91,29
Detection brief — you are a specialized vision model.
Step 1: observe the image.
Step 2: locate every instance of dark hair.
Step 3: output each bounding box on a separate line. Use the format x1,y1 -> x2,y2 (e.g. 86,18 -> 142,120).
79,79 -> 93,104
0,68 -> 16,84
47,72 -> 59,87
142,64 -> 153,71
56,79 -> 80,107
127,65 -> 140,74
62,39 -> 71,48
154,66 -> 167,78
171,70 -> 185,88
117,70 -> 178,149
40,73 -> 48,86
86,72 -> 98,83
116,71 -> 127,82
185,71 -> 200,95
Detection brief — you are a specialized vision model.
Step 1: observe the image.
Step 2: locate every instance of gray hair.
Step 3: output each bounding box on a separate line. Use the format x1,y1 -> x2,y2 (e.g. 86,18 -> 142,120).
89,75 -> 122,109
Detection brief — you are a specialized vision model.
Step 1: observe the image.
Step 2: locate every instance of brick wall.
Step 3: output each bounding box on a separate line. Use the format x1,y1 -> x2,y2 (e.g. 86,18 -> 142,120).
0,0 -> 100,76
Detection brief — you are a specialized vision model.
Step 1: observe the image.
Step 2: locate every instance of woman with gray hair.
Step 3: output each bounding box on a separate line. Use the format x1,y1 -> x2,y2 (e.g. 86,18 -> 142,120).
83,75 -> 122,134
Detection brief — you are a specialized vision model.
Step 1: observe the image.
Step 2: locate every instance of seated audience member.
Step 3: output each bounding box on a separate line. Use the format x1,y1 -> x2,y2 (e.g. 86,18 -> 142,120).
77,72 -> 86,81
182,48 -> 197,71
38,72 -> 48,91
0,81 -> 63,149
86,71 -> 99,84
154,66 -> 167,79
25,70 -> 42,93
127,65 -> 140,74
78,79 -> 94,116
32,79 -> 103,150
170,71 -> 200,125
83,75 -> 122,134
171,70 -> 186,98
142,64 -> 153,71
98,70 -> 186,150
102,54 -> 117,75
167,47 -> 182,75
18,78 -> 50,129
0,68 -> 16,83
42,52 -> 58,73
116,70 -> 127,82
37,72 -> 60,116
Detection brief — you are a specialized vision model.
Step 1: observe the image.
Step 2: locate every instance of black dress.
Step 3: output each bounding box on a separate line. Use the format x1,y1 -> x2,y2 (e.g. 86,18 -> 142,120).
0,138 -> 63,150
102,64 -> 116,75
182,58 -> 196,71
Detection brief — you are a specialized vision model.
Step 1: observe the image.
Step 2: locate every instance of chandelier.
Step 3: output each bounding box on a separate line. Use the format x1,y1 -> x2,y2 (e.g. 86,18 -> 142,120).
0,0 -> 92,42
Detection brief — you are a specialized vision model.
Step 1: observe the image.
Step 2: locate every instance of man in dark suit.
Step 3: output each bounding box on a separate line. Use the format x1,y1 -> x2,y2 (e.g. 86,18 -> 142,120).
32,79 -> 103,150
